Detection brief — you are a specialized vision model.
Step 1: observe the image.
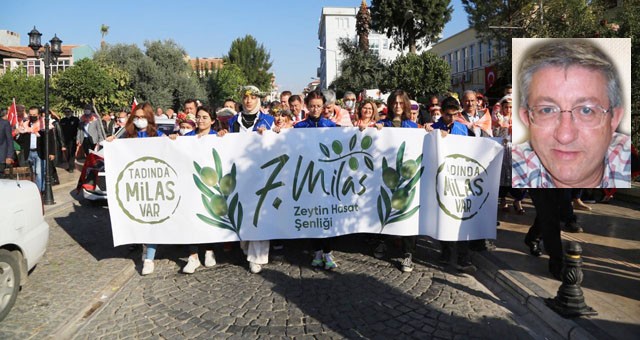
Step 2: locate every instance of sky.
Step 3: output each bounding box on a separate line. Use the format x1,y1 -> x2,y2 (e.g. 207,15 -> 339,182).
1,0 -> 469,93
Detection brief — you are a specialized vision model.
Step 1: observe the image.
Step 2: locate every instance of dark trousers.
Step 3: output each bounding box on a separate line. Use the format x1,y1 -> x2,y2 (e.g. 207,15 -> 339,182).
313,237 -> 335,253
64,139 -> 76,171
526,189 -> 568,269
440,241 -> 470,262
81,138 -> 95,159
499,187 -> 526,200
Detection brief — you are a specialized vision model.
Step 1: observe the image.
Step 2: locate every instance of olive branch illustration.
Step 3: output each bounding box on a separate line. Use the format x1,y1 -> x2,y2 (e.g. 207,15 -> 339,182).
377,141 -> 424,233
318,133 -> 374,170
193,148 -> 244,240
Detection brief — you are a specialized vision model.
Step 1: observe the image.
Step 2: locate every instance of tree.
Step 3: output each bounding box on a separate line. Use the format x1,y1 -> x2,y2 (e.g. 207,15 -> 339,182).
330,38 -> 386,95
51,58 -> 132,112
380,52 -> 451,99
224,35 -> 273,91
94,40 -> 205,110
0,67 -> 50,109
100,24 -> 109,49
206,63 -> 247,108
371,0 -> 453,54
356,0 -> 371,52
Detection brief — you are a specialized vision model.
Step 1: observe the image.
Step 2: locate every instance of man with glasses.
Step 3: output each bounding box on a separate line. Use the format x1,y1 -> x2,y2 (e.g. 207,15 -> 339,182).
512,39 -> 631,188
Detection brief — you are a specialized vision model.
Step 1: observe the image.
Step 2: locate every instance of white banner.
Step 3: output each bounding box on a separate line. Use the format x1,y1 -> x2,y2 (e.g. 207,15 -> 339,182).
104,128 -> 503,246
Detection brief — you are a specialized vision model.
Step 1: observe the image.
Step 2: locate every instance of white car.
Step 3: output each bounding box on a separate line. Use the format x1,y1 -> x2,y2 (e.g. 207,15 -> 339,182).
0,179 -> 50,321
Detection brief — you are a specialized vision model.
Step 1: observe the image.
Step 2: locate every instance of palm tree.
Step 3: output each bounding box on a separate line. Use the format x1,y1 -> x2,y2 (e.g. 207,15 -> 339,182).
356,0 -> 371,52
100,24 -> 109,49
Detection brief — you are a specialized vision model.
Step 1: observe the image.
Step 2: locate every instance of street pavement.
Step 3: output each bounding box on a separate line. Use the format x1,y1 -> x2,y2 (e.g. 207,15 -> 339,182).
0,164 -> 637,339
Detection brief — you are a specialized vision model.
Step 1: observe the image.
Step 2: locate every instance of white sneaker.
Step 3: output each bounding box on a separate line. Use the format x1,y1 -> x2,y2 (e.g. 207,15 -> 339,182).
183,256 -> 201,274
204,250 -> 216,267
142,259 -> 154,275
249,262 -> 262,274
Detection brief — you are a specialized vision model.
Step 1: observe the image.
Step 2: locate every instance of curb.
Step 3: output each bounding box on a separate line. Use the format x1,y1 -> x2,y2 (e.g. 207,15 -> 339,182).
473,251 -> 612,340
48,263 -> 137,339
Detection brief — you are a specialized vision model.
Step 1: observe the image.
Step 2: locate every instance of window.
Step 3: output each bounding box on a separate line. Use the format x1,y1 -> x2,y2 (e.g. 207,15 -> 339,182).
51,58 -> 70,74
470,44 -> 475,69
456,50 -> 461,73
370,39 -> 379,53
479,42 -> 483,66
382,39 -> 389,50
488,41 -> 493,62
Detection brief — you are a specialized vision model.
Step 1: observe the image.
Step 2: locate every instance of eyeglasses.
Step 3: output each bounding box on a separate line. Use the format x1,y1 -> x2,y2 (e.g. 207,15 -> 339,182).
527,104 -> 611,128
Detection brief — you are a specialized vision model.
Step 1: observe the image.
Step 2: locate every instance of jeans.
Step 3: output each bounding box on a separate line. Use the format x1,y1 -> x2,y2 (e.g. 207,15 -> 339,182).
145,244 -> 157,260
28,150 -> 43,192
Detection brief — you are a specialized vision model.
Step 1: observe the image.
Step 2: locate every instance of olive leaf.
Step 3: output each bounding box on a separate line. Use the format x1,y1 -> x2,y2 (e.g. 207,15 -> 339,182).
319,143 -> 330,158
396,142 -> 405,172
193,161 -> 202,174
212,148 -> 223,182
377,195 -> 385,226
349,134 -> 357,151
237,202 -> 244,231
364,156 -> 374,171
386,206 -> 420,225
380,187 -> 391,221
228,193 -> 239,227
405,166 -> 425,192
193,174 -> 215,199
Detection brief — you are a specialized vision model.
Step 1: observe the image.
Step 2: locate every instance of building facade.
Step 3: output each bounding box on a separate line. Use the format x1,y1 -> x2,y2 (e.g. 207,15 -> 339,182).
317,7 -> 405,90
428,28 -> 507,98
0,30 -> 93,76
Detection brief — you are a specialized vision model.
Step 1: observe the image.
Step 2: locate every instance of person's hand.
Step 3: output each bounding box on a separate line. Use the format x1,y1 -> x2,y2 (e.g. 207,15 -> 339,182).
105,135 -> 116,142
273,126 -> 281,133
375,123 -> 383,130
358,123 -> 367,131
256,126 -> 267,135
61,146 -> 67,151
49,155 -> 55,161
5,158 -> 13,165
439,130 -> 449,138
424,124 -> 434,132
168,134 -> 178,140
217,129 -> 227,137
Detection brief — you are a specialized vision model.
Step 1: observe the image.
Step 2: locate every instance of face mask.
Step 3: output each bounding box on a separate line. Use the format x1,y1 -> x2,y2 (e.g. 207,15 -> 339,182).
118,117 -> 127,123
134,118 -> 148,129
29,116 -> 39,123
84,110 -> 92,116
432,114 -> 441,122
345,100 -> 355,109
179,128 -> 192,135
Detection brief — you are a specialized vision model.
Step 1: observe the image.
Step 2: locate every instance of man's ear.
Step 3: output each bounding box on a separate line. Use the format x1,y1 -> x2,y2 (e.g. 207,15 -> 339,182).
610,107 -> 624,131
519,107 -> 530,127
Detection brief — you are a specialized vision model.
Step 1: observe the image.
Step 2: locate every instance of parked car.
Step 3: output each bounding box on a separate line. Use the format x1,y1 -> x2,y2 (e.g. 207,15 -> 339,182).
78,118 -> 176,201
0,179 -> 50,321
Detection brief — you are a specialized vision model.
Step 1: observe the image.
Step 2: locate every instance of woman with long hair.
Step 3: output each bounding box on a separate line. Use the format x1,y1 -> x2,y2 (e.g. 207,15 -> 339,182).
354,99 -> 379,130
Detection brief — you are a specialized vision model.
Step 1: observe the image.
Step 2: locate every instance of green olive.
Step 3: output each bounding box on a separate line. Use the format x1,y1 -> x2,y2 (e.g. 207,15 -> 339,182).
391,188 -> 410,210
360,135 -> 373,149
219,174 -> 236,196
200,167 -> 218,186
209,195 -> 228,216
400,160 -> 418,179
382,167 -> 400,190
349,157 -> 358,170
332,140 -> 343,154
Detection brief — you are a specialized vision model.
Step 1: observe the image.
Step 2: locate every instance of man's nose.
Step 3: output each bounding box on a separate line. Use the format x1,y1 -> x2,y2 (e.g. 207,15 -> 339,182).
553,111 -> 579,144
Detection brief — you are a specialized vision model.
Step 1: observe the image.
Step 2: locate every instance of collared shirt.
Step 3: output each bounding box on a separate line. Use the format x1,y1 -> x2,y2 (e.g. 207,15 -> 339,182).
512,132 -> 631,188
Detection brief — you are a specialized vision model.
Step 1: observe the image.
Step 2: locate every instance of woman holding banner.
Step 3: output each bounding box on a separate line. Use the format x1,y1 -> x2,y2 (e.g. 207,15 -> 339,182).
293,90 -> 338,270
106,102 -> 165,275
178,105 -> 226,274
226,86 -> 274,274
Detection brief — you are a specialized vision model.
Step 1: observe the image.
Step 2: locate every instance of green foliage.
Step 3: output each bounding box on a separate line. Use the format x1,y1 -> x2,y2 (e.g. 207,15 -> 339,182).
380,52 -> 451,99
206,63 -> 247,108
94,40 -> 205,111
0,67 -> 51,109
330,38 -> 386,94
51,59 -> 132,112
371,0 -> 453,54
224,35 -> 273,92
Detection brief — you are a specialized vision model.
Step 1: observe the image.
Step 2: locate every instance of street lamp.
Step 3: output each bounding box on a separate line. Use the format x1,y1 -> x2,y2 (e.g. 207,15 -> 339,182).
317,46 -> 338,89
28,26 -> 62,205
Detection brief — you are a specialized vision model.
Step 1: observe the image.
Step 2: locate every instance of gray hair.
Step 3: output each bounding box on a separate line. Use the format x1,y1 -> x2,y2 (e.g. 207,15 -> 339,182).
518,39 -> 622,110
461,90 -> 476,99
321,89 -> 336,104
343,91 -> 356,98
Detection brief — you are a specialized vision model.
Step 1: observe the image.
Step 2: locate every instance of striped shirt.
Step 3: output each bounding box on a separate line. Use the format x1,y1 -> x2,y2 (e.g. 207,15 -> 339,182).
512,132 -> 631,188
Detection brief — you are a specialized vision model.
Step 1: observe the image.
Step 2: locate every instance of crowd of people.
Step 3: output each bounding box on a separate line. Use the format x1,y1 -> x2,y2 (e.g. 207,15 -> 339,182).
1,76 -> 623,280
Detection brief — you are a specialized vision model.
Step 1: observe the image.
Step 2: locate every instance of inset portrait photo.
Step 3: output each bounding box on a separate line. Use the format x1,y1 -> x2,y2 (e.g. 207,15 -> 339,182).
511,38 -> 632,188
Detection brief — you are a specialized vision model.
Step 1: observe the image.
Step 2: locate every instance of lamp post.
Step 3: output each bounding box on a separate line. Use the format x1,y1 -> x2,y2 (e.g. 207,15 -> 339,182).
28,26 -> 62,205
317,46 -> 338,89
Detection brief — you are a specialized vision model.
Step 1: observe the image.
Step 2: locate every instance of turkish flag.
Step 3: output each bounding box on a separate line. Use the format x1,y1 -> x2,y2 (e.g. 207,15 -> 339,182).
7,98 -> 19,137
485,66 -> 496,90
131,97 -> 138,112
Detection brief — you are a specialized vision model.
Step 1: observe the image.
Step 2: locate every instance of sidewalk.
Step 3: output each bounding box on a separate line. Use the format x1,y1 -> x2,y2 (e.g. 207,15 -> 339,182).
476,197 -> 640,340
